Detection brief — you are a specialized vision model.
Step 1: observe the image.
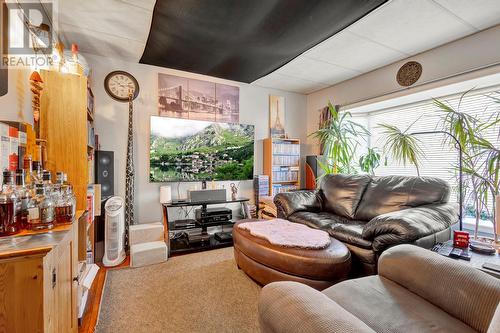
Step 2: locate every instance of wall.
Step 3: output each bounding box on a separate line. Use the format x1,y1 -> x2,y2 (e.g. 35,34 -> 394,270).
0,68 -> 34,125
306,24 -> 500,155
85,54 -> 307,223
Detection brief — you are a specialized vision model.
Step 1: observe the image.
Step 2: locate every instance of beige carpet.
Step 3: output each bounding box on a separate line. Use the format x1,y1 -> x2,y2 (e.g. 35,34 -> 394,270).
96,247 -> 261,333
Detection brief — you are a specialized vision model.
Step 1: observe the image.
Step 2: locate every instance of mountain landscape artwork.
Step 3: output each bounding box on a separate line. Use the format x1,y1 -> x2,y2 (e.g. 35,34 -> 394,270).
150,116 -> 254,182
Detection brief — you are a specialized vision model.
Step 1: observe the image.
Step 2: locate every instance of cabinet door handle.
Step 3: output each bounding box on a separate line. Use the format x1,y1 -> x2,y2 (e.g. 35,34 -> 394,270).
73,276 -> 79,283
52,268 -> 57,289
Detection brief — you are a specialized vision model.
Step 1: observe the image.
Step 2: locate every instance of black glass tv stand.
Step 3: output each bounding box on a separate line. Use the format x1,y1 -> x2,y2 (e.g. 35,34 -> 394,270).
162,197 -> 251,255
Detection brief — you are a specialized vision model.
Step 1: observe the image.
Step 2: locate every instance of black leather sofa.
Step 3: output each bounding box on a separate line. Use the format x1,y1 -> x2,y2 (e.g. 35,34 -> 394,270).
274,174 -> 458,275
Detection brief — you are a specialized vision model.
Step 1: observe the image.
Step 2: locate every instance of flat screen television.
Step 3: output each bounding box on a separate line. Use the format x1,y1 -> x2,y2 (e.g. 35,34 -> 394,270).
150,116 -> 254,182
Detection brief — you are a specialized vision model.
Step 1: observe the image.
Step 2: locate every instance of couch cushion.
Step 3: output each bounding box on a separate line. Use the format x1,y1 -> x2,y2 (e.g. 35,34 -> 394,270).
355,175 -> 450,221
259,282 -> 377,333
379,245 -> 500,333
323,276 -> 477,333
288,211 -> 340,230
289,212 -> 372,249
320,174 -> 371,218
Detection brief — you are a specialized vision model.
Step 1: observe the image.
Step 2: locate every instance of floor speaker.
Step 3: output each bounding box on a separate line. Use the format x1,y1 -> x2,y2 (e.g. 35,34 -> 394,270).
95,150 -> 114,198
305,155 -> 325,190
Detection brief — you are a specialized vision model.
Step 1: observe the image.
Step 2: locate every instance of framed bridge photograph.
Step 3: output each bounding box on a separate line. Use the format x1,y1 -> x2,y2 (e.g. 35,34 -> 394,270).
158,73 -> 239,123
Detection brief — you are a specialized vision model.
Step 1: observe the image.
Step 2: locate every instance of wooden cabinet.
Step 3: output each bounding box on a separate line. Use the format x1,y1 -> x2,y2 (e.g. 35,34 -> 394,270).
40,70 -> 89,210
0,222 -> 79,332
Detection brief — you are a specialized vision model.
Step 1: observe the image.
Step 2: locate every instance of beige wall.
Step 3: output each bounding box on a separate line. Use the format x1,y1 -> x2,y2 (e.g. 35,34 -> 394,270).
0,68 -> 34,125
85,54 -> 307,223
306,24 -> 500,155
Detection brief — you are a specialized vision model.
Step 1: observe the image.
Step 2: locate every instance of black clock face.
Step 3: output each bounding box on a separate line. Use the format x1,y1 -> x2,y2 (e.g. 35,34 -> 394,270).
104,71 -> 139,102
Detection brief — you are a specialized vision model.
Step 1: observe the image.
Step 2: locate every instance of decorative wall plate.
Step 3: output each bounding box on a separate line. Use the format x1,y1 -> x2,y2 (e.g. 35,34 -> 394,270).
396,61 -> 422,87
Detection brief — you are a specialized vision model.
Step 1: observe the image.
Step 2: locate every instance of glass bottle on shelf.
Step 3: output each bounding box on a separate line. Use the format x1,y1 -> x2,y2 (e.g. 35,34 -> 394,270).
56,171 -> 64,188
0,171 -> 21,236
23,155 -> 32,184
27,183 -> 55,231
31,161 -> 43,185
42,170 -> 53,197
15,169 -> 30,229
55,186 -> 76,224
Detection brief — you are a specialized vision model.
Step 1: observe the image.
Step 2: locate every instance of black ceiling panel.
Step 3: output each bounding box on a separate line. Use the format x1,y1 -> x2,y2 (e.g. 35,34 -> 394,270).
140,0 -> 388,83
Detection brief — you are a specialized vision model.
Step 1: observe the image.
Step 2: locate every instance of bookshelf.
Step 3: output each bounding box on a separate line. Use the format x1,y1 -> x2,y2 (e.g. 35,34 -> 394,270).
263,138 -> 301,197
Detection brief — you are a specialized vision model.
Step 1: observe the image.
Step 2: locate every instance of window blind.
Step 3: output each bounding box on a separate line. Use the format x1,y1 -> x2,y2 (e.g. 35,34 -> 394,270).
353,87 -> 500,214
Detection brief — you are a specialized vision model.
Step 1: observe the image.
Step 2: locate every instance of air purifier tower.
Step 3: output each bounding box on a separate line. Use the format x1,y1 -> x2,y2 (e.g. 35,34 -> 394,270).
103,196 -> 126,267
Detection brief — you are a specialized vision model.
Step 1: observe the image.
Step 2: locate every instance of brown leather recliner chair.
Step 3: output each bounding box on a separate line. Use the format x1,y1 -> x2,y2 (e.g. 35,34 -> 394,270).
274,174 -> 458,276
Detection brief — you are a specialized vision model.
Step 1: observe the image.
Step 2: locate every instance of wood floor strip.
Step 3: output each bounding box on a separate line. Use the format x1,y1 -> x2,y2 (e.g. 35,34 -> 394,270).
79,257 -> 130,333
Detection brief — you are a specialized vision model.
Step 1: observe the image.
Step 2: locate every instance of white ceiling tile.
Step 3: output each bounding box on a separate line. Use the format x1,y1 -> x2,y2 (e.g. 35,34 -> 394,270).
58,0 -> 153,42
276,57 -> 360,85
253,73 -> 328,94
305,30 -> 406,72
119,0 -> 156,12
347,0 -> 476,55
433,0 -> 500,30
60,23 -> 145,62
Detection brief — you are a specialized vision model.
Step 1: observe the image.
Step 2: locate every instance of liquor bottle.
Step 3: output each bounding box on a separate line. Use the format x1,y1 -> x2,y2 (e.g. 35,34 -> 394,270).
27,183 -> 55,231
31,161 -> 43,185
23,155 -> 32,184
42,170 -> 52,187
53,171 -> 64,197
55,185 -> 76,224
0,171 -> 21,236
15,169 -> 30,229
42,170 -> 53,198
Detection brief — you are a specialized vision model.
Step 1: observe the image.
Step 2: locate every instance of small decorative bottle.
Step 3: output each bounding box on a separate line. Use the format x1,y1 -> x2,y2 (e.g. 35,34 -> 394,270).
15,169 -> 30,229
0,171 -> 21,236
27,183 -> 55,231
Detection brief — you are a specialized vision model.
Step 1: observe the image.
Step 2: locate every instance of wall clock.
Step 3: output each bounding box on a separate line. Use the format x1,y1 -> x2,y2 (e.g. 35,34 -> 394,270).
104,70 -> 140,102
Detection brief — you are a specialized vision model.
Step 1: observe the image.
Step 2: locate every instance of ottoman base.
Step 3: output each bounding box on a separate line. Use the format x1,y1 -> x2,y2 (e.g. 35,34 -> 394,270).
234,247 -> 335,290
233,219 -> 351,291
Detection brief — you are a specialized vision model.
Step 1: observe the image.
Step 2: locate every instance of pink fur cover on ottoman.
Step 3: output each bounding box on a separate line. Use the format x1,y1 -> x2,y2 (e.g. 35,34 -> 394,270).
237,219 -> 331,249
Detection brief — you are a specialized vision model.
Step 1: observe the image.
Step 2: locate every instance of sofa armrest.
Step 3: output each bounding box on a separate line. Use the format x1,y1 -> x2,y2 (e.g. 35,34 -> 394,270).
379,245 -> 500,333
362,202 -> 458,252
259,281 -> 376,333
274,190 -> 322,219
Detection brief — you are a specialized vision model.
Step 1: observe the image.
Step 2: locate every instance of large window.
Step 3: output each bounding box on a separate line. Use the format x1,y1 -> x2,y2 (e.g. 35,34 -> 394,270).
349,87 -> 500,234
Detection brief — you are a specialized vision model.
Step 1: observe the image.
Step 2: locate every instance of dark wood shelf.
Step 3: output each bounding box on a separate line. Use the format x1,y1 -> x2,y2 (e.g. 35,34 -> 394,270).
163,197 -> 249,208
170,234 -> 234,255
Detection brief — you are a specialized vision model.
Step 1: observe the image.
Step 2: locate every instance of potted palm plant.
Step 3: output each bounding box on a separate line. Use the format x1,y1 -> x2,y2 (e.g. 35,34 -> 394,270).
434,89 -> 500,243
309,101 -> 369,176
378,120 -> 424,176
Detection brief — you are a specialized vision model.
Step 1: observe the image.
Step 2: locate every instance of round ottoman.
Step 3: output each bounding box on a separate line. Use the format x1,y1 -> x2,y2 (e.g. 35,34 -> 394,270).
233,219 -> 351,290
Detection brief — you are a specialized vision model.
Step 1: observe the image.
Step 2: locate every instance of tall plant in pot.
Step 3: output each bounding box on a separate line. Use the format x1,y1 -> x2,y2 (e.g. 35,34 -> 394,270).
434,90 -> 500,242
378,120 -> 424,176
310,102 -> 369,176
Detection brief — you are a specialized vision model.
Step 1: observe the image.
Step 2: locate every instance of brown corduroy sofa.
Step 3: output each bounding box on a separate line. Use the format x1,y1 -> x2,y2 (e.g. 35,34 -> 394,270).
258,245 -> 500,333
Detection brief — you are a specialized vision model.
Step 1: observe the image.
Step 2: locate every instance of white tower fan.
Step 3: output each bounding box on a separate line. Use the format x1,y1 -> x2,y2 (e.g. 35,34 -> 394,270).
103,196 -> 126,267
